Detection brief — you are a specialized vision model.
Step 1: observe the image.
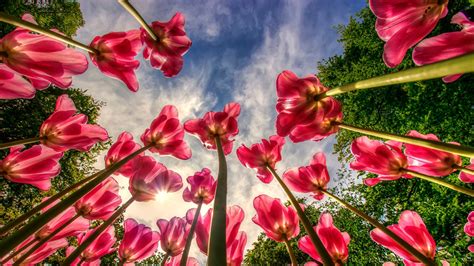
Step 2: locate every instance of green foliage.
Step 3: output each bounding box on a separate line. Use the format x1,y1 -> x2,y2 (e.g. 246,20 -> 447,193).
246,0 -> 473,264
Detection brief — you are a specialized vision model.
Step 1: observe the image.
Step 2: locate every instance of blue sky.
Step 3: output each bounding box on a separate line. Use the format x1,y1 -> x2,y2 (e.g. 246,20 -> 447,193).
73,0 -> 366,260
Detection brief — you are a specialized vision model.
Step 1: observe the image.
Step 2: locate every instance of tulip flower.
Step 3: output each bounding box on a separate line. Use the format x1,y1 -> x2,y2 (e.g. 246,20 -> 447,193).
129,156 -> 183,202
5,236 -> 67,265
369,0 -> 449,68
298,213 -> 350,265
141,13 -> 192,77
118,218 -> 160,264
67,226 -> 116,264
464,211 -> 474,237
157,217 -> 188,263
89,29 -> 142,92
237,135 -> 285,183
165,254 -> 199,266
183,168 -> 217,204
413,11 -> 474,82
459,159 -> 474,183
275,70 -> 343,142
40,94 -> 109,152
0,144 -> 62,190
105,131 -> 143,178
404,131 -> 462,177
74,177 -> 122,220
283,152 -> 330,200
370,210 -> 437,265
227,231 -> 247,266
252,194 -> 300,242
184,102 -> 240,155
0,64 -> 35,99
350,136 -> 410,186
0,14 -> 88,89
141,105 -> 191,160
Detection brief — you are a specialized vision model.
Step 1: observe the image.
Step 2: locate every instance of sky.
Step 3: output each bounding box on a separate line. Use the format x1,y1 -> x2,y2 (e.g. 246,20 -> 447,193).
73,0 -> 366,262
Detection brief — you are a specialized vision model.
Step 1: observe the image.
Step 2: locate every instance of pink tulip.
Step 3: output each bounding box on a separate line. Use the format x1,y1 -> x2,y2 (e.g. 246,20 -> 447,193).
404,130 -> 462,177
0,64 -> 35,99
459,159 -> 474,183
350,136 -> 410,186
164,254 -> 200,266
369,0 -> 449,68
469,245 -> 474,253
370,210 -> 437,265
0,14 -> 88,89
227,231 -> 247,266
141,105 -> 191,160
141,13 -> 192,77
118,218 -> 160,264
298,213 -> 350,265
5,236 -> 67,265
129,156 -> 183,202
182,168 -> 217,204
0,144 -> 62,190
194,205 -> 245,256
105,132 -> 143,178
275,70 -> 343,142
39,94 -> 109,152
413,11 -> 474,82
464,211 -> 474,237
68,226 -> 116,264
157,217 -> 188,257
89,29 -> 142,92
252,194 -> 299,242
184,102 -> 240,155
236,135 -> 285,183
74,177 -> 122,220
283,152 -> 330,200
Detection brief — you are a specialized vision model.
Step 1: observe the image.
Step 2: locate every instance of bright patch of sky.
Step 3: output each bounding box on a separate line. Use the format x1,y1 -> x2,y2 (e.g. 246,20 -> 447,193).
73,0 -> 365,262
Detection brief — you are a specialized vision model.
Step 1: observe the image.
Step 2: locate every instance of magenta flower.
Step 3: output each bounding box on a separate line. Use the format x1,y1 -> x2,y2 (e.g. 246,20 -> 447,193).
227,231 -> 247,266
413,11 -> 474,82
252,194 -> 299,242
0,144 -> 62,190
369,0 -> 449,68
184,102 -> 240,155
350,136 -> 410,186
141,13 -> 192,77
141,105 -> 191,160
283,152 -> 330,200
464,211 -> 474,237
165,254 -> 200,266
459,159 -> 474,183
371,210 -> 437,265
105,131 -> 143,178
157,217 -> 188,257
0,64 -> 35,99
40,94 -> 109,152
183,168 -> 217,204
68,226 -> 116,264
404,130 -> 462,177
89,29 -> 142,92
6,236 -> 67,265
0,14 -> 88,89
236,135 -> 285,183
118,218 -> 160,264
298,213 -> 350,265
74,177 -> 122,220
129,156 -> 183,202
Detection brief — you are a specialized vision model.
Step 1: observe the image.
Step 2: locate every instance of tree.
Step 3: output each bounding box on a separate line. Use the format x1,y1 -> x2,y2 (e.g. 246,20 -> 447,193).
245,0 -> 473,264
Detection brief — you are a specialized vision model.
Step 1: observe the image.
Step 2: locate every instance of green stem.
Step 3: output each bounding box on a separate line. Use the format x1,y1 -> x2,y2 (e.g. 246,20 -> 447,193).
117,0 -> 158,41
338,123 -> 474,158
283,237 -> 297,266
180,198 -> 203,266
324,53 -> 474,97
62,197 -> 135,266
13,213 -> 81,265
321,190 -> 436,266
0,137 -> 41,150
161,253 -> 170,266
0,145 -> 150,258
0,237 -> 36,264
404,169 -> 474,197
207,137 -> 227,266
0,12 -> 97,54
0,170 -> 102,236
267,166 -> 334,266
